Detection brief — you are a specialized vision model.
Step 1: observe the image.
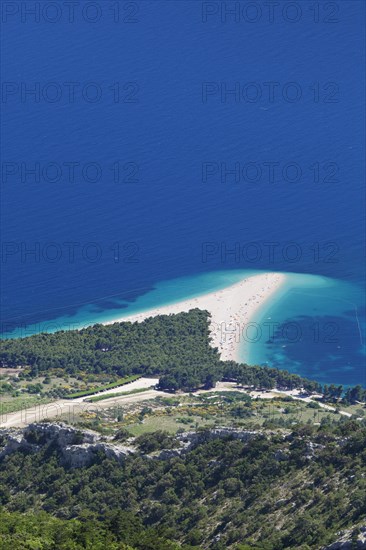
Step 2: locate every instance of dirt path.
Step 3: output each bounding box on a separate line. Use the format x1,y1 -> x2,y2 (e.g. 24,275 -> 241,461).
0,389 -> 171,428
0,380 -> 353,428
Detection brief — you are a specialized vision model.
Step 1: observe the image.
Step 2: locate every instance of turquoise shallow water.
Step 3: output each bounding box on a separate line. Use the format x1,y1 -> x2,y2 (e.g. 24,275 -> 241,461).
3,270 -> 365,387
2,270 -> 259,337
243,273 -> 365,386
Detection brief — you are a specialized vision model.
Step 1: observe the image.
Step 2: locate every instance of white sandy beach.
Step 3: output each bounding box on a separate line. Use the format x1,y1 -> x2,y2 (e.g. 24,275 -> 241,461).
106,272 -> 286,362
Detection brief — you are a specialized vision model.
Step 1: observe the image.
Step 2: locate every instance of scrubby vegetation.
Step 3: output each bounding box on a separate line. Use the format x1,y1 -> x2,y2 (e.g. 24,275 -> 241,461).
64,390 -> 363,439
1,310 -> 365,548
0,419 -> 365,549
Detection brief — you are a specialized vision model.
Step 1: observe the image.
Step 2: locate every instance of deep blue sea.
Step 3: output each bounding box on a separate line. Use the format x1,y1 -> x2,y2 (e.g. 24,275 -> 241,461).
1,1 -> 365,386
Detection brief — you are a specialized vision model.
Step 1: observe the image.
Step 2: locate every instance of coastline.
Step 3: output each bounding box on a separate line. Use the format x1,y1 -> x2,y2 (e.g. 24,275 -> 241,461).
105,272 -> 287,362
4,270 -> 362,386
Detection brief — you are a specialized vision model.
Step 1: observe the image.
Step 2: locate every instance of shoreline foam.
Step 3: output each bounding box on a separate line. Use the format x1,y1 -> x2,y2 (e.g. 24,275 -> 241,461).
106,272 -> 286,362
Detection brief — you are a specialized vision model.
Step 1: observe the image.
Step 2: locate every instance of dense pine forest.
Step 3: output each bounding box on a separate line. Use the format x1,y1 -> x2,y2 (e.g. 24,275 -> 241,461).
0,310 -> 322,393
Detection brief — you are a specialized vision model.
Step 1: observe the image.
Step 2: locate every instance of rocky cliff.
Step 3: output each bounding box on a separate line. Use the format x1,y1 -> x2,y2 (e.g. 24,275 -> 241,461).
0,422 -> 135,468
0,422 -> 266,467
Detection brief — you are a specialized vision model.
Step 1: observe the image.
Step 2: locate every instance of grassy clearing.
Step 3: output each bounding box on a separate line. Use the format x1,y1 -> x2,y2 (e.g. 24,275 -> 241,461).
65,375 -> 142,399
338,403 -> 366,417
55,390 -> 355,438
0,395 -> 53,415
127,414 -> 215,436
124,396 -> 344,436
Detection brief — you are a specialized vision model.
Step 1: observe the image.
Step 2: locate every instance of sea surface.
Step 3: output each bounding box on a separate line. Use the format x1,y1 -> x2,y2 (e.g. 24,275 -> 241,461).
1,1 -> 365,385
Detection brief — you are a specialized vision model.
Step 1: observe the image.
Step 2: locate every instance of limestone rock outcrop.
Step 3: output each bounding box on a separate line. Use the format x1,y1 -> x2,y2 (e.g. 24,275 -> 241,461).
0,422 -> 135,467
